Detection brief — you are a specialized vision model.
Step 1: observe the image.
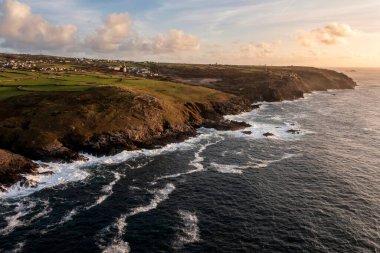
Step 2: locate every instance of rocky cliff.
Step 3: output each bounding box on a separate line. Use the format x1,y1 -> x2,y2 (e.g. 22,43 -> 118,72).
0,66 -> 356,187
154,65 -> 357,102
0,86 -> 251,164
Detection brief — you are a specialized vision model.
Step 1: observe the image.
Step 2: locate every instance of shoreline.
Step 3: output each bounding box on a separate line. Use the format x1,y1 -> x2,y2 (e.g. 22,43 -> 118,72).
0,85 -> 354,198
0,66 -> 356,192
0,87 -> 350,198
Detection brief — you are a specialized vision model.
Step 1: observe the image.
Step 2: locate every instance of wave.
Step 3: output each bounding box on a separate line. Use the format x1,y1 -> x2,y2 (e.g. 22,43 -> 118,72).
210,163 -> 246,174
97,183 -> 177,252
0,160 -> 91,199
98,214 -> 130,253
128,183 -> 175,216
189,138 -> 223,171
29,199 -> 52,223
44,172 -> 123,230
199,120 -> 306,141
11,241 -> 26,253
173,210 -> 200,249
0,133 -> 215,199
86,172 -> 122,210
1,94 -> 308,199
0,201 -> 37,235
210,153 -> 299,175
155,138 -> 224,181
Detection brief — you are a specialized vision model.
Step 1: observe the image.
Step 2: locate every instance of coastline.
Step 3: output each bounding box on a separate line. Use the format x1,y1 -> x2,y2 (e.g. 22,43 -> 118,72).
0,66 -> 356,192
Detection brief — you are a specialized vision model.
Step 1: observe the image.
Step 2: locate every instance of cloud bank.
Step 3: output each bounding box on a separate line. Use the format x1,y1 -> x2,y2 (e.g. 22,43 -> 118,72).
298,23 -> 355,47
240,40 -> 282,58
0,0 -> 200,56
0,0 -> 78,50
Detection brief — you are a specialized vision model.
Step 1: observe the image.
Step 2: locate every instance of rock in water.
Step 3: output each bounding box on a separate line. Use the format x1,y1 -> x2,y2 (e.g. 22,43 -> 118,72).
0,149 -> 39,187
287,129 -> 301,134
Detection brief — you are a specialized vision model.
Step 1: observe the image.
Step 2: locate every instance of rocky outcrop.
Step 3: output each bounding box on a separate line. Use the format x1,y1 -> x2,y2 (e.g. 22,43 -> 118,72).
0,86 -> 252,163
155,65 -> 357,103
0,149 -> 38,188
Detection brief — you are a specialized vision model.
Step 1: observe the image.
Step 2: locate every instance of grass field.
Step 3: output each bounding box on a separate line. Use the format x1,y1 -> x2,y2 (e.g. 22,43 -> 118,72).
0,70 -> 229,103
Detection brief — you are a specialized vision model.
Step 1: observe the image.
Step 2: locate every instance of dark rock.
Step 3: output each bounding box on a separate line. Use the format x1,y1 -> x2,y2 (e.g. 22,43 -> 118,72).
20,179 -> 39,188
287,129 -> 301,134
202,119 -> 250,131
0,149 -> 38,187
263,132 -> 274,137
38,171 -> 54,176
242,131 -> 252,135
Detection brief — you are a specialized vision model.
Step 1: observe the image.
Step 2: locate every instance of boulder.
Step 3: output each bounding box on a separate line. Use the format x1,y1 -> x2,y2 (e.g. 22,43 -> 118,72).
0,149 -> 39,187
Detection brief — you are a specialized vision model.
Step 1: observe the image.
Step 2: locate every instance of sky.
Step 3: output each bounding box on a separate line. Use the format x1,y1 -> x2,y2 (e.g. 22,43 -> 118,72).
0,0 -> 379,67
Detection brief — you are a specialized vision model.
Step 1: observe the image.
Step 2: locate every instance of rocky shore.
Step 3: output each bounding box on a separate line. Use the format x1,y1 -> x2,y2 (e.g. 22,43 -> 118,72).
0,86 -> 252,187
0,149 -> 38,190
0,67 -> 356,188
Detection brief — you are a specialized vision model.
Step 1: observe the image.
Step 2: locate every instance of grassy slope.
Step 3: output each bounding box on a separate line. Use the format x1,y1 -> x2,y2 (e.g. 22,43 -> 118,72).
0,70 -> 228,103
0,70 -> 234,159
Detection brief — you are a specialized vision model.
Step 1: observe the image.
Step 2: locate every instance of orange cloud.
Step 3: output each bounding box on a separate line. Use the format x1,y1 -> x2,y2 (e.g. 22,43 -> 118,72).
151,29 -> 200,54
298,23 -> 355,47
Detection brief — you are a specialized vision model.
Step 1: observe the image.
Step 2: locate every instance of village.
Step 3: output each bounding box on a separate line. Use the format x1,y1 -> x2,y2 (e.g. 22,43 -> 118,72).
0,53 -> 160,78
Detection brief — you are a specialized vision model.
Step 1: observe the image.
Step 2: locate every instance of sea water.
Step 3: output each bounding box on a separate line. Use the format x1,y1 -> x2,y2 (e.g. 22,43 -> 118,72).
0,68 -> 379,253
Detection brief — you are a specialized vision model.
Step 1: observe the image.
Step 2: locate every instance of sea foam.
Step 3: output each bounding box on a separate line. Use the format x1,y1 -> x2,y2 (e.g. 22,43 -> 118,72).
173,210 -> 200,249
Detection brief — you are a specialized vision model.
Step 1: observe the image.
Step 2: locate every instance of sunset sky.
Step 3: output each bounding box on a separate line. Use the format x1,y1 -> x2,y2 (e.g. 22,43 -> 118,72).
0,0 -> 379,67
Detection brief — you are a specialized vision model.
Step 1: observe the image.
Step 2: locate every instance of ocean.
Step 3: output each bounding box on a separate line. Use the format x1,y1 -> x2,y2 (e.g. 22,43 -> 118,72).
0,68 -> 379,253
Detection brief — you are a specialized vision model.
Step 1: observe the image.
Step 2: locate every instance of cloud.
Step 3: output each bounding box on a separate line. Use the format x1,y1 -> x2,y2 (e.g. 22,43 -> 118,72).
151,29 -> 200,53
0,0 -> 78,50
240,40 -> 282,58
0,0 -> 200,56
86,13 -> 200,55
298,23 -> 355,47
85,13 -> 132,52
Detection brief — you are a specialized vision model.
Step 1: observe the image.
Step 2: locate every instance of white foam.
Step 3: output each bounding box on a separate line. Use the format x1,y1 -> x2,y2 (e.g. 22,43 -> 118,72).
0,160 -> 91,199
86,172 -> 122,210
52,172 -> 123,229
173,210 -> 200,249
189,138 -> 224,171
251,153 -> 299,169
12,241 -> 26,253
0,133 -> 215,200
99,214 -> 130,253
59,208 -> 79,225
102,240 -> 130,253
155,138 -> 223,181
0,201 -> 37,235
210,153 -> 299,175
210,163 -> 245,174
97,183 -> 176,252
128,183 -> 175,216
128,186 -> 141,191
200,108 -> 307,141
30,199 -> 52,222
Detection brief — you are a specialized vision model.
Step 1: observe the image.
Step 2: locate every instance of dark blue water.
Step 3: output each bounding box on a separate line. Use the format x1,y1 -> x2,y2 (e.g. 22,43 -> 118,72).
1,69 -> 379,253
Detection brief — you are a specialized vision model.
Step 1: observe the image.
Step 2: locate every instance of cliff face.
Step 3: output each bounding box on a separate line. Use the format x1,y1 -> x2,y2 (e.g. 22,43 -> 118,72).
154,65 -> 357,103
0,86 -> 251,165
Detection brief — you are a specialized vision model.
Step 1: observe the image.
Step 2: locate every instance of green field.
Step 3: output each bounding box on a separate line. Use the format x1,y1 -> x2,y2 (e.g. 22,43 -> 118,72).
0,70 -> 228,102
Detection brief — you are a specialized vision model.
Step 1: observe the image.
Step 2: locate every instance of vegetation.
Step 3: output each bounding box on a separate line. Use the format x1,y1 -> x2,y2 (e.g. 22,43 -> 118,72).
0,70 -> 228,103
